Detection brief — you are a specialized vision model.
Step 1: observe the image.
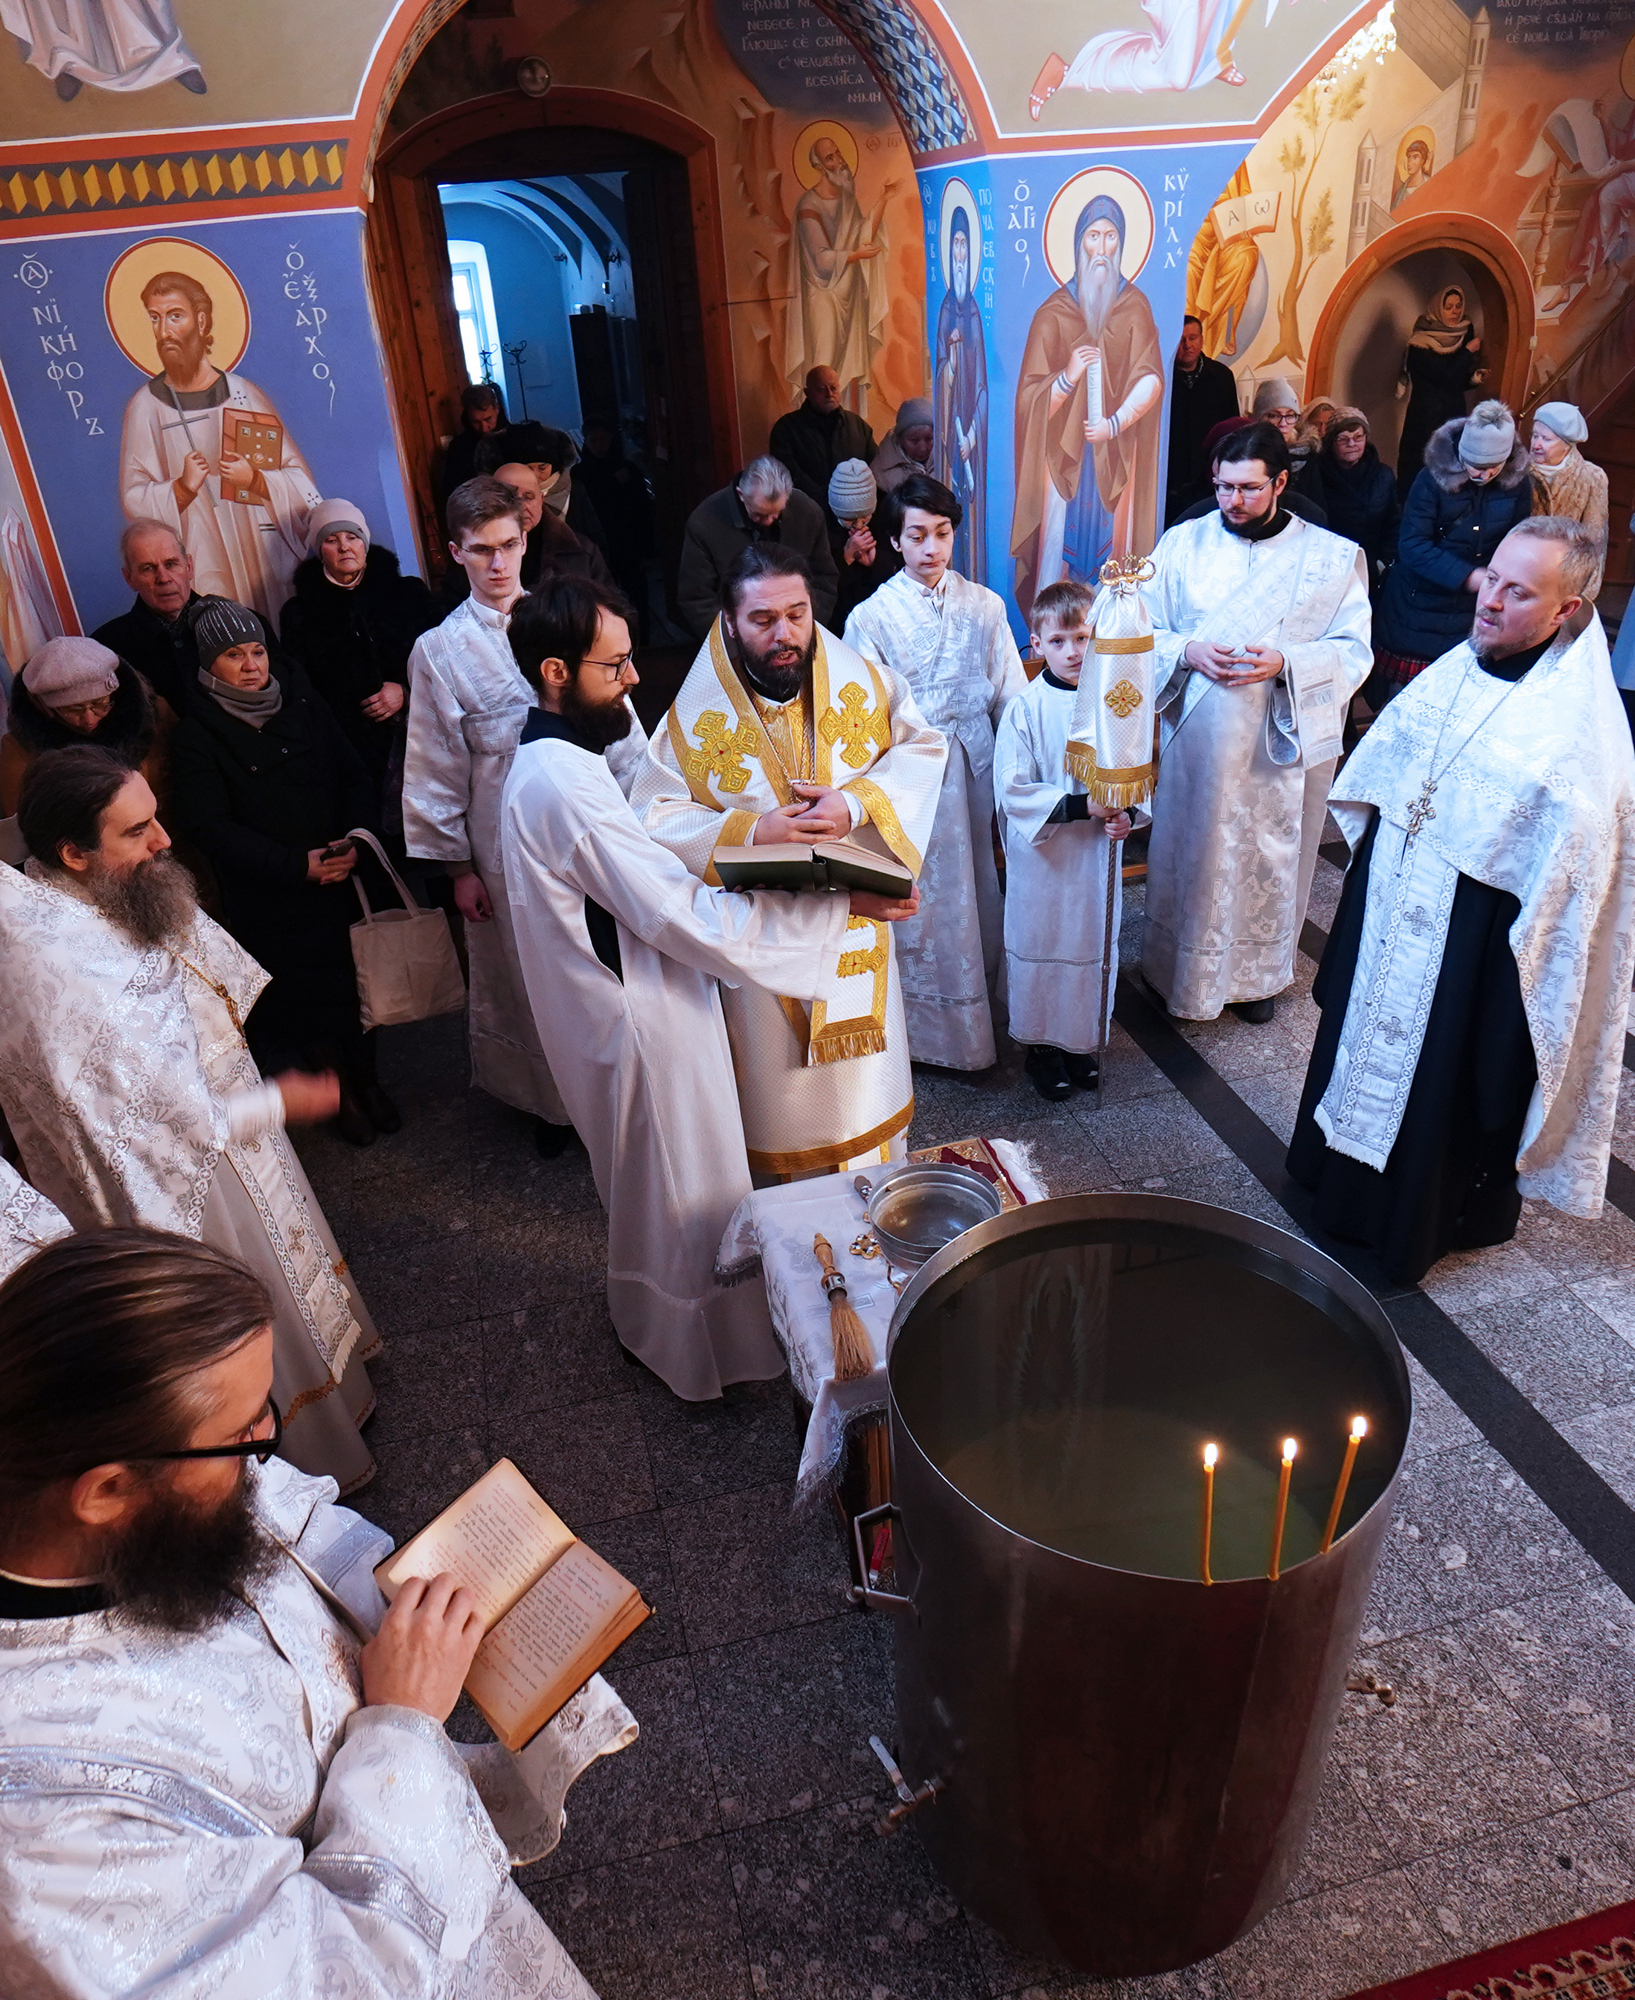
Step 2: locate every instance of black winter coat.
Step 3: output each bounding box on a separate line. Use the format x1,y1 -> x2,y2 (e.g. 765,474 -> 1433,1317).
769,402 -> 877,516
1317,444 -> 1401,574
92,592 -> 204,712
1373,419 -> 1533,659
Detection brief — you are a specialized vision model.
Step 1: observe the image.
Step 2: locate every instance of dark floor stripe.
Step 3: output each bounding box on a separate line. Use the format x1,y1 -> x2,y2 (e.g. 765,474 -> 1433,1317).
1299,919 -> 1328,966
1111,976 -> 1635,1602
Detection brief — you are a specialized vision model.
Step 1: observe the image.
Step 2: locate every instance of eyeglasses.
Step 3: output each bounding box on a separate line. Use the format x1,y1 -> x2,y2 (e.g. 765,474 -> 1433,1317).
131,1396 -> 283,1465
583,652 -> 636,681
1214,479 -> 1273,497
52,695 -> 114,724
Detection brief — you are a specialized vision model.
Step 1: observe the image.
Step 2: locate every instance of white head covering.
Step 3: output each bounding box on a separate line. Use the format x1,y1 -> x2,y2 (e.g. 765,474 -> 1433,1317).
306,498 -> 371,558
1532,401 -> 1588,445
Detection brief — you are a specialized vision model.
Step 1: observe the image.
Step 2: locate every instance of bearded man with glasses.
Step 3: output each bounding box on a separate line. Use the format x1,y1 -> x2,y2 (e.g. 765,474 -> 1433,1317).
0,1227 -> 633,1999
1138,419 -> 1372,1025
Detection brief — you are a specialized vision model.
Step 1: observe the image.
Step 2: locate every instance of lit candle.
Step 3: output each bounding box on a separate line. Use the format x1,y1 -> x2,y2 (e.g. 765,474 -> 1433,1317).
1267,1438 -> 1297,1581
1200,1442 -> 1218,1586
1319,1416 -> 1368,1554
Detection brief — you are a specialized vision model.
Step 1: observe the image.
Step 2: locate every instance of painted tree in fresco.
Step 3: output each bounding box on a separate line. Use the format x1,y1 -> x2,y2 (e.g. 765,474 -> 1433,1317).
1261,70 -> 1368,368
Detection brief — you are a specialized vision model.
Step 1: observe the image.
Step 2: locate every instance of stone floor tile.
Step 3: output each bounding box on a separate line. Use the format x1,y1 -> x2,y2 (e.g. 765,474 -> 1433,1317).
1453,1289 -> 1635,1428
1164,991 -> 1321,1088
728,1801 -> 988,1998
1402,1802 -> 1635,1957
1401,1355 -> 1483,1457
636,1373 -> 803,1509
1210,1868 -> 1441,2000
525,1655 -> 720,1880
1592,1783 -> 1635,1859
1557,1401 -> 1635,1510
1229,1069 -> 1307,1147
1282,1764 -> 1396,1900
908,1063 -> 1068,1149
475,1208 -> 609,1316
1335,1625 -> 1579,1863
525,1837 -> 752,2000
1081,1093 -> 1235,1181
1357,1536 -> 1443,1646
345,1222 -> 481,1336
962,1909 -> 1123,2000
1567,1269 -> 1635,1352
663,1484 -> 855,1652
1420,1242 -> 1559,1318
693,1613 -> 895,1829
488,1392 -> 655,1526
1157,1155 -> 1307,1237
584,1509 -> 687,1666
469,1141 -> 608,1232
1467,1583 -> 1635,1800
1512,1198 -> 1635,1286
1386,1441 -> 1599,1619
362,1319 -> 484,1447
350,1422 -> 490,1550
482,1295 -> 637,1417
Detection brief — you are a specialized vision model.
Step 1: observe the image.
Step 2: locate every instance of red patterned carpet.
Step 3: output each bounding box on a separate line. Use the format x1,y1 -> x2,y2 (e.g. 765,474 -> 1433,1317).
1343,1904 -> 1635,2000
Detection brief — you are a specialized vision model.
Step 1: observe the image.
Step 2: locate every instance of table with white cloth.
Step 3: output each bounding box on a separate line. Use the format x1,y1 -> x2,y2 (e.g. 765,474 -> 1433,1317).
714,1137 -> 1045,1514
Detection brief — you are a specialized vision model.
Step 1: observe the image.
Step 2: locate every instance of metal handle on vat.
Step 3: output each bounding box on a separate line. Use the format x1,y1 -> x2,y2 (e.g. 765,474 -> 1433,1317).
868,1733 -> 945,1834
849,1500 -> 916,1615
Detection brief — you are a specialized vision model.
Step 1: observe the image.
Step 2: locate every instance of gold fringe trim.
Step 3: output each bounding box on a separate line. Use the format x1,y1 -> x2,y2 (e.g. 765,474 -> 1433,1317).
747,1097 -> 914,1177
1065,743 -> 1157,811
809,1023 -> 889,1064
778,994 -> 811,1052
1094,633 -> 1154,654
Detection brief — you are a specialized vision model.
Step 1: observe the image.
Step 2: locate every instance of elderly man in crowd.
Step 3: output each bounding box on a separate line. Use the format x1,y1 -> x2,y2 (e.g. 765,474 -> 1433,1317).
677,455 -> 837,640
93,518 -> 204,711
770,365 -> 877,520
0,1225 -> 631,1999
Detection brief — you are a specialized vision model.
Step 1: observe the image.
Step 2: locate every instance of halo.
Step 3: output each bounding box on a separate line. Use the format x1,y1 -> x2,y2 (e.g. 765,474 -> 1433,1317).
1043,166 -> 1154,288
1394,126 -> 1435,180
104,236 -> 250,377
938,178 -> 978,289
793,121 -> 859,191
1621,29 -> 1635,102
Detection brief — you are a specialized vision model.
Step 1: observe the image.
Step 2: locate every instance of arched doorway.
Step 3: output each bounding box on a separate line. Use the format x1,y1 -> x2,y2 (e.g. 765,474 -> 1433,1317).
367,89 -> 736,593
1306,213 -> 1535,468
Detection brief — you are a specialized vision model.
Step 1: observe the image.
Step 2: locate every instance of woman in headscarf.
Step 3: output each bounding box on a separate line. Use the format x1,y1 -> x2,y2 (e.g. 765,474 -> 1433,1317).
1396,283 -> 1485,497
168,597 -> 396,1148
872,396 -> 935,495
1317,406 -> 1400,582
1528,400 -> 1608,598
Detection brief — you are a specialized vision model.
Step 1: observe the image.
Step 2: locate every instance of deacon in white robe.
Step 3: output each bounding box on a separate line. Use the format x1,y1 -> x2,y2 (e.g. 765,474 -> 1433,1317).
0,1156 -> 68,1280
1290,520 -> 1635,1282
1140,447 -> 1371,1022
403,541 -> 648,1135
0,1450 -> 634,1999
633,550 -> 945,1179
0,782 -> 379,1494
501,582 -> 885,1396
845,520 -> 1024,1069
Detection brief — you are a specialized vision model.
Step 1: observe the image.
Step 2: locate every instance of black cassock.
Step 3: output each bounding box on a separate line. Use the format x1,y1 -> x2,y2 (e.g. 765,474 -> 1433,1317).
1287,648 -> 1547,1284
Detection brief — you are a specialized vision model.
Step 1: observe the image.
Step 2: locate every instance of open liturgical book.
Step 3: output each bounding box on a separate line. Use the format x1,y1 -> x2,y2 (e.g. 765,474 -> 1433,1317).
375,1458 -> 650,1751
712,836 -> 913,898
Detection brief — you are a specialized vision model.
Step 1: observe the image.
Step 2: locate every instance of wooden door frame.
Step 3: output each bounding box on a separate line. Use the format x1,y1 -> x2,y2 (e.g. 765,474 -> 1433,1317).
367,87 -> 738,570
1306,212 -> 1536,415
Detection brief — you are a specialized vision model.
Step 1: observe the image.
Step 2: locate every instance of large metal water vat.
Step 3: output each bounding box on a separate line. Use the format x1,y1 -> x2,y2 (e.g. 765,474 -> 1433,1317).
854,1193 -> 1411,1975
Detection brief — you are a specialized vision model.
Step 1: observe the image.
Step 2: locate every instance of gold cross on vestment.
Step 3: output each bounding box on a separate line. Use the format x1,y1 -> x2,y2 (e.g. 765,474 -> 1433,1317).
687,709 -> 760,794
818,681 -> 891,771
1104,677 -> 1143,719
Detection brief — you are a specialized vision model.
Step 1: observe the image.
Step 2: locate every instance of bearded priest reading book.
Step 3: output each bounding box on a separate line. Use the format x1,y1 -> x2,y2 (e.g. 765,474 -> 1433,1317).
632,544 -> 946,1179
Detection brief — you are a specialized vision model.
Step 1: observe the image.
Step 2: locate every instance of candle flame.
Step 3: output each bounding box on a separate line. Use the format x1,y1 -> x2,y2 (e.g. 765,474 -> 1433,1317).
1203,1442 -> 1219,1468
1350,1416 -> 1368,1441
1282,1437 -> 1298,1463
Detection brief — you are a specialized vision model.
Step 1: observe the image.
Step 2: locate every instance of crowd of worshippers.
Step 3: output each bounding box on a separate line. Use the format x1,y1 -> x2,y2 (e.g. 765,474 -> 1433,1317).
2,354 -> 1635,1996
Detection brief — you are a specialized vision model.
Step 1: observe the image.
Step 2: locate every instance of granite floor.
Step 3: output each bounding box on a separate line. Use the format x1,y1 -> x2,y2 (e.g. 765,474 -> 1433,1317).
290,841 -> 1635,2000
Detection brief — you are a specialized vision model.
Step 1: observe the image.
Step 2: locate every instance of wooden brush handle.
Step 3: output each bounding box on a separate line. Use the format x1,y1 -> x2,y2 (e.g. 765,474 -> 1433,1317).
813,1232 -> 846,1297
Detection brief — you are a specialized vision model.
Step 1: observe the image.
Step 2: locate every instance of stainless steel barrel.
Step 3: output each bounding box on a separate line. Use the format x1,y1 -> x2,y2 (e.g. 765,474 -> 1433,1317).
860,1193 -> 1411,1975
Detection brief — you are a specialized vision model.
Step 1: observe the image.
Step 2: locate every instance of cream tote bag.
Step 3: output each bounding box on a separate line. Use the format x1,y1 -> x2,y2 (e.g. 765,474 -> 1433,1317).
346,827 -> 467,1029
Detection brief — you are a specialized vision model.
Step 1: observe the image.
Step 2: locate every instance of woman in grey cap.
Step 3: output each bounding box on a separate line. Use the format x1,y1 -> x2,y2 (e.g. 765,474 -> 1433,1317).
871,395 -> 935,495
1528,401 -> 1608,598
827,456 -> 898,623
1,636 -> 166,818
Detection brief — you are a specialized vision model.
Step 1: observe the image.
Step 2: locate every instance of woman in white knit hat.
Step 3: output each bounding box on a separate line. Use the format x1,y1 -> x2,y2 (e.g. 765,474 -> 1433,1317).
826,457 -> 897,623
1528,401 -> 1608,598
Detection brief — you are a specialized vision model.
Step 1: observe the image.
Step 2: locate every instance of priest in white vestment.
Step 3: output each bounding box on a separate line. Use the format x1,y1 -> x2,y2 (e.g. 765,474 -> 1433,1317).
119,270 -> 319,622
1290,519 -> 1635,1283
845,472 -> 1025,1069
633,544 -> 946,1179
0,1229 -> 632,1999
0,1157 -> 68,1279
404,477 -> 648,1152
503,578 -> 917,1396
1140,421 -> 1372,1023
0,750 -> 379,1492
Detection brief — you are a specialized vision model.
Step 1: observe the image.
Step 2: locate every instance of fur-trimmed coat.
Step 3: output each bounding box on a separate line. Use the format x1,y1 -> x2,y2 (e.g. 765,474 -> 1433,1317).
0,660 -> 166,817
1374,417 -> 1533,658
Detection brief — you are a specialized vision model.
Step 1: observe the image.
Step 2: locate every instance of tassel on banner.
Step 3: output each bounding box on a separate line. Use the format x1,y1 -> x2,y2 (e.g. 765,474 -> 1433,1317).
1066,554 -> 1160,813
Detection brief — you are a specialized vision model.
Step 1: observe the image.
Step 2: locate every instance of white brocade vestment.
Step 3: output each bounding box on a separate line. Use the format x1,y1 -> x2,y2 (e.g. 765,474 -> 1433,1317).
632,621 -> 945,1178
119,370 -> 320,622
403,596 -> 651,1125
502,710 -> 852,1396
0,862 -> 379,1492
993,672 -> 1124,1054
1315,618 -> 1635,1218
845,569 -> 1024,1069
1140,511 -> 1371,1019
0,1455 -> 636,1999
0,1156 -> 68,1280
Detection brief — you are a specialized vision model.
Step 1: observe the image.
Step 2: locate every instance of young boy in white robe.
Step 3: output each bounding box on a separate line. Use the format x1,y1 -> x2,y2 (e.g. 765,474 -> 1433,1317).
994,579 -> 1132,1101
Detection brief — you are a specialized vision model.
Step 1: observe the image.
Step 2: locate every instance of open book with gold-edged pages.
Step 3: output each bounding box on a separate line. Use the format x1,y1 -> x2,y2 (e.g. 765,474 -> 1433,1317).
375,1457 -> 650,1752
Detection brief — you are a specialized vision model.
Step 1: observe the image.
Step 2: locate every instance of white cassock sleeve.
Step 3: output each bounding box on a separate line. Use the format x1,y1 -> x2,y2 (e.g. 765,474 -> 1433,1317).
1144,527 -> 1195,705
118,390 -> 186,543
985,612 -> 1027,722
993,693 -> 1069,846
0,1157 -> 69,1280
402,633 -> 477,864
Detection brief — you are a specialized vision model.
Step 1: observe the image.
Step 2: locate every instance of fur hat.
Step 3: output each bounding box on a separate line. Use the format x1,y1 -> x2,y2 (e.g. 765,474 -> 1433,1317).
1532,400 -> 1588,445
1458,399 -> 1517,469
22,636 -> 119,709
307,498 -> 371,558
828,459 -> 878,520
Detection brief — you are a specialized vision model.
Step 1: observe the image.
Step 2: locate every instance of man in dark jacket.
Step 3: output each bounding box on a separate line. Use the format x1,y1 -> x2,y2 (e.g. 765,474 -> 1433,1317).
441,461 -> 613,610
279,501 -> 439,808
93,520 -> 203,712
1371,400 -> 1532,707
676,457 -> 838,639
477,422 -> 609,558
770,367 -> 876,519
1165,316 -> 1240,524
438,382 -> 505,509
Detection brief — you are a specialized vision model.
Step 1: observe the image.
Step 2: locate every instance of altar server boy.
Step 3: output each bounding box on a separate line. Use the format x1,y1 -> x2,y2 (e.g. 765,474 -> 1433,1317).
994,579 -> 1132,1101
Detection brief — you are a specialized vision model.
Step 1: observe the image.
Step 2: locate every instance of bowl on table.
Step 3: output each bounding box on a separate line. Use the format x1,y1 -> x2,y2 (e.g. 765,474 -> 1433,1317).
857,1162 -> 1004,1270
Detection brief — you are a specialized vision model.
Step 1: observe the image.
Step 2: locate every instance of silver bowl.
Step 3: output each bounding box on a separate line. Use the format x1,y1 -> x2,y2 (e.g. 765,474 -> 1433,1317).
861,1162 -> 1003,1267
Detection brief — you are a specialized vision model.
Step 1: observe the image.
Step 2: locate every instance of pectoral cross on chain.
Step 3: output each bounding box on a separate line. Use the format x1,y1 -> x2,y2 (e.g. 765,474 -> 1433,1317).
1399,782 -> 1436,870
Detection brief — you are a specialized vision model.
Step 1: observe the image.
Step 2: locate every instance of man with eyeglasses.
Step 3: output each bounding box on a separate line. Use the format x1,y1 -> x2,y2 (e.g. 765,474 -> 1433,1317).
1139,420 -> 1372,1024
404,476 -> 648,1156
503,576 -> 920,1397
0,1226 -> 630,1999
